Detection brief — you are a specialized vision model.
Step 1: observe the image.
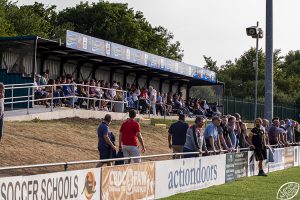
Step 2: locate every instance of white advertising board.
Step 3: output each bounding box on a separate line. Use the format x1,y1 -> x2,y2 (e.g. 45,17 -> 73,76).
155,154 -> 226,199
269,148 -> 285,172
0,168 -> 100,200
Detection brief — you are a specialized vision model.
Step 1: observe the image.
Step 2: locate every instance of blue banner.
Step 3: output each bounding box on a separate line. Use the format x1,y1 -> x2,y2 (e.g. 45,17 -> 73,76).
66,30 -> 217,83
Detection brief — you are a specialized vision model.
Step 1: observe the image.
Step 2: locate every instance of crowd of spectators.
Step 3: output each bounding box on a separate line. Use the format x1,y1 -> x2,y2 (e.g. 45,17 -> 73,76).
168,113 -> 300,175
33,71 -> 219,118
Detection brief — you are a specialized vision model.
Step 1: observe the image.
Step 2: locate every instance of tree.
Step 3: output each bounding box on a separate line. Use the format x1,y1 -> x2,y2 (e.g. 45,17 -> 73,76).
203,55 -> 218,72
56,2 -> 183,61
4,2 -> 57,38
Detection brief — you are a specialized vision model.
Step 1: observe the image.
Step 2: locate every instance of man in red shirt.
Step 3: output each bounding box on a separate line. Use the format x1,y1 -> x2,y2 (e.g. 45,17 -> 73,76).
119,110 -> 146,163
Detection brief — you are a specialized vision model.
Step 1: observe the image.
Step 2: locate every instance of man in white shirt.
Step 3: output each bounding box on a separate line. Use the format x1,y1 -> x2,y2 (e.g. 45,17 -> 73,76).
149,86 -> 157,116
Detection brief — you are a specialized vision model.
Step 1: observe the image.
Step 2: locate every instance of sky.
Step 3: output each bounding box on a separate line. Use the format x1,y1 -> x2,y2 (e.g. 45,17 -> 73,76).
17,0 -> 300,67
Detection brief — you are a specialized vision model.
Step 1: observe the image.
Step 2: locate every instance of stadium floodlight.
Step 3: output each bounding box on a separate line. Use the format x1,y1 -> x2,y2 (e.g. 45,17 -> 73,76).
246,22 -> 263,121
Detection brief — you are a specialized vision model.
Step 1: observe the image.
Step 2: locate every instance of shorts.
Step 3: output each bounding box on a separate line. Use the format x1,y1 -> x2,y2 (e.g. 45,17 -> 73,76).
254,147 -> 267,161
98,146 -> 113,160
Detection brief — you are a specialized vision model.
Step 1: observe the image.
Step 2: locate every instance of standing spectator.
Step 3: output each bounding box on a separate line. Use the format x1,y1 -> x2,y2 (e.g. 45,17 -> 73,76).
168,114 -> 189,159
204,116 -> 221,154
239,123 -> 251,148
249,118 -> 268,176
285,119 -> 294,143
227,116 -> 237,149
268,118 -> 281,146
149,86 -> 157,115
96,114 -> 117,167
119,110 -> 146,163
183,116 -> 208,158
218,115 -> 231,151
262,119 -> 270,144
0,83 -> 4,142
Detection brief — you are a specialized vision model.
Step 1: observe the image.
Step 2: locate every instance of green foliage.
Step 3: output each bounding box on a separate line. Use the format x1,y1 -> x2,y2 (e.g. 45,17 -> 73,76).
0,1 -> 183,61
213,48 -> 299,107
56,1 -> 183,60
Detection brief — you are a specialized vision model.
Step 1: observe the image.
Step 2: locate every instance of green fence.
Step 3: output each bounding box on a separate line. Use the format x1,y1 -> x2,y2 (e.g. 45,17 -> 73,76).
204,96 -> 300,121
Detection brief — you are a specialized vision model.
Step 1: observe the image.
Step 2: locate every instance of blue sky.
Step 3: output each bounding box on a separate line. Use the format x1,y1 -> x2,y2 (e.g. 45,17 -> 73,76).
17,0 -> 300,67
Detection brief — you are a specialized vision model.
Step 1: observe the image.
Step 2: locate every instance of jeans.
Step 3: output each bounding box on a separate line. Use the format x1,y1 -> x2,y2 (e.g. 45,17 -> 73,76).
183,147 -> 198,158
122,145 -> 141,164
151,103 -> 156,115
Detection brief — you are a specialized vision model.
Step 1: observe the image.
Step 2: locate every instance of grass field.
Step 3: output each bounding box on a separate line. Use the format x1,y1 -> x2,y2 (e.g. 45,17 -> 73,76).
164,166 -> 300,200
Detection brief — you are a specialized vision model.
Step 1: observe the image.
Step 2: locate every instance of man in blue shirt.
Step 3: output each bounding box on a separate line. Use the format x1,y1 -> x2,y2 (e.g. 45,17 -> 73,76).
204,116 -> 221,154
96,114 -> 117,167
62,79 -> 78,107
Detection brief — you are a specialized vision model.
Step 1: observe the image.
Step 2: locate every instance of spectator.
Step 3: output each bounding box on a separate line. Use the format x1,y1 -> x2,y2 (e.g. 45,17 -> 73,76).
89,80 -> 100,110
62,79 -> 78,107
46,79 -> 60,107
285,119 -> 294,143
183,116 -> 208,158
204,116 -> 221,154
262,119 -> 270,144
77,81 -> 88,108
34,74 -> 49,105
168,114 -> 189,159
218,115 -> 231,151
249,118 -> 268,176
156,92 -> 164,116
268,118 -> 282,146
227,116 -> 238,149
96,114 -> 117,167
39,72 -> 48,86
149,86 -> 157,116
110,83 -> 118,100
239,123 -> 251,148
119,110 -> 146,163
163,93 -> 172,115
279,120 -> 288,145
139,87 -> 149,114
0,83 -> 4,142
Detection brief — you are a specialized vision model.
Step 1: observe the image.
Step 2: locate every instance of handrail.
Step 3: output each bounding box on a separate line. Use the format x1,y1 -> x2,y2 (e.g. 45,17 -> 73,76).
0,144 -> 298,172
3,83 -> 129,112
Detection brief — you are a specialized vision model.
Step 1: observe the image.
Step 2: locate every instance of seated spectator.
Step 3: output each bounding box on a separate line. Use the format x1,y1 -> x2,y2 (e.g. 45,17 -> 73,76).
156,92 -> 164,116
110,83 -> 118,100
77,81 -> 88,108
34,74 -> 48,105
139,87 -> 149,114
39,72 -> 48,86
89,80 -> 100,110
295,122 -> 300,142
45,79 -> 60,107
62,79 -> 78,107
162,93 -> 172,116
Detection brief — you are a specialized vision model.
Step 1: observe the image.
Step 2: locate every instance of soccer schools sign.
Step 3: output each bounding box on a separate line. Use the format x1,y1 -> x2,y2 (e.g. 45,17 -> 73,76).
0,168 -> 100,200
155,154 -> 226,199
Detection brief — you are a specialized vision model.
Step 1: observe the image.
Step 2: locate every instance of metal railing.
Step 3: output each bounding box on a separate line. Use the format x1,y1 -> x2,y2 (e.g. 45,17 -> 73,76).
0,143 -> 298,173
4,83 -> 129,114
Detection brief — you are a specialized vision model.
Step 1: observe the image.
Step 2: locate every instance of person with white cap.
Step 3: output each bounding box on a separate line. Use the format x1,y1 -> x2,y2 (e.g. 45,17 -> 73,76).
110,82 -> 118,99
149,86 -> 157,116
